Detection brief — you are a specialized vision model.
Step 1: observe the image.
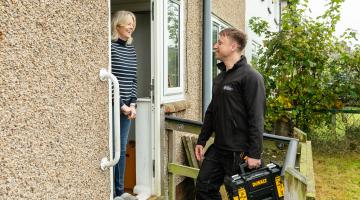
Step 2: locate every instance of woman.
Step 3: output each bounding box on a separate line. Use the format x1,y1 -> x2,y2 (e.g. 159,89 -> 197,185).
111,10 -> 137,199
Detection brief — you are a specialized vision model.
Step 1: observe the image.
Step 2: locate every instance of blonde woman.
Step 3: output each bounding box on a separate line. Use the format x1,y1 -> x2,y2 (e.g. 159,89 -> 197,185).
111,10 -> 137,199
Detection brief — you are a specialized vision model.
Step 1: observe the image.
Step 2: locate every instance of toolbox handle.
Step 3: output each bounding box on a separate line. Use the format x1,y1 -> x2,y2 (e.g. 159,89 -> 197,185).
239,162 -> 248,175
239,160 -> 265,175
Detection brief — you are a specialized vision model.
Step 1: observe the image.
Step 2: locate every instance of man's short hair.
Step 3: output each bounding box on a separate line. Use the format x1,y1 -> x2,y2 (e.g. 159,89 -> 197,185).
219,28 -> 247,51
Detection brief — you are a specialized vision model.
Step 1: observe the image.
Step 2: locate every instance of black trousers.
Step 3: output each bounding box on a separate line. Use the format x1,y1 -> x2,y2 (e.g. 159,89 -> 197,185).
195,145 -> 246,200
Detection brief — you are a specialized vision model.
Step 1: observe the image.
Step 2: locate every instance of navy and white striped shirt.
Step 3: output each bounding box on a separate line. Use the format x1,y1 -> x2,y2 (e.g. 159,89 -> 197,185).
111,39 -> 137,107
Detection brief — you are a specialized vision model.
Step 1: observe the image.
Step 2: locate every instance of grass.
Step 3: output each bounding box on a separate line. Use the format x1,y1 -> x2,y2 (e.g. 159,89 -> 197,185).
313,151 -> 360,200
310,111 -> 360,199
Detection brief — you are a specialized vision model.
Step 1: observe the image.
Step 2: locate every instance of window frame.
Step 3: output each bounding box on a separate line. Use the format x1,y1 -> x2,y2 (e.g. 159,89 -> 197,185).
211,15 -> 231,80
162,0 -> 185,103
250,40 -> 261,61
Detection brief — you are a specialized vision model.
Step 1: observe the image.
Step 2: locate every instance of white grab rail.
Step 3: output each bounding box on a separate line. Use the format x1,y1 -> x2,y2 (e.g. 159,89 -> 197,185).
99,68 -> 121,170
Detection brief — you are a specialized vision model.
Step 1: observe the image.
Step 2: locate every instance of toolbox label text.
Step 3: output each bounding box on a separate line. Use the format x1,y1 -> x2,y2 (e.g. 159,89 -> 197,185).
252,178 -> 267,187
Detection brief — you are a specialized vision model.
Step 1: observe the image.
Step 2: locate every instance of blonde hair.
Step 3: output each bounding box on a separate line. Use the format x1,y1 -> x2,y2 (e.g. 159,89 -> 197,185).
111,10 -> 136,44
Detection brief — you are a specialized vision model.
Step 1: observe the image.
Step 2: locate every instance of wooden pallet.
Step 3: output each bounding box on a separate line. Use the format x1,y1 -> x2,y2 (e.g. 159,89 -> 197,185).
181,135 -> 228,200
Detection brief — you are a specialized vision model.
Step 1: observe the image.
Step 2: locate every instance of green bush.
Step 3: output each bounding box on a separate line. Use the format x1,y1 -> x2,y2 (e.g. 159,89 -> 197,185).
249,0 -> 360,132
310,113 -> 360,153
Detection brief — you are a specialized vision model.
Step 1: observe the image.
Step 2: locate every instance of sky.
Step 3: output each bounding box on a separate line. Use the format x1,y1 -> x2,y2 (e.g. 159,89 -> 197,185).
307,0 -> 360,44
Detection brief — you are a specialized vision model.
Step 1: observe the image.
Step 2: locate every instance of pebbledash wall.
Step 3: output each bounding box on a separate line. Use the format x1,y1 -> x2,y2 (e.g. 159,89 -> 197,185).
0,1 -> 110,199
173,0 -> 245,121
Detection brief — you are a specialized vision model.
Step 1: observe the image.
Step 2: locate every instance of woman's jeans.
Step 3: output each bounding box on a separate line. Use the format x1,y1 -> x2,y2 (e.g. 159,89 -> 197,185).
113,113 -> 132,197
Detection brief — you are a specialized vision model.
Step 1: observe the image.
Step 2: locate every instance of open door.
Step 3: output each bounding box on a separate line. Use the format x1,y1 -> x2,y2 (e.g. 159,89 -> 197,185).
110,1 -> 159,199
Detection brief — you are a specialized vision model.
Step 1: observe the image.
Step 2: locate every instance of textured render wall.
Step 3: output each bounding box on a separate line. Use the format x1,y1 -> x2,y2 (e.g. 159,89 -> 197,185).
0,1 -> 110,199
181,0 -> 246,122
182,0 -> 203,121
213,0 -> 246,30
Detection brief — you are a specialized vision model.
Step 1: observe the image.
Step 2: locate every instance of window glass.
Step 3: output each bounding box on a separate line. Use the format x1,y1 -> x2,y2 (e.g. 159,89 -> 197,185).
211,18 -> 230,79
167,1 -> 180,88
212,23 -> 220,80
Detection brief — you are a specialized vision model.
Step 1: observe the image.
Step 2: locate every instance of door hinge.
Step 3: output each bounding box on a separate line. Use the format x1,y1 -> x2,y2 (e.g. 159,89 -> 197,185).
151,78 -> 155,104
151,1 -> 154,21
153,159 -> 155,177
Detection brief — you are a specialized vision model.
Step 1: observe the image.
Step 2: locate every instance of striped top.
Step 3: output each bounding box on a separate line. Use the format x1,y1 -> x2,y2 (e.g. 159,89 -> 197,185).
111,39 -> 137,107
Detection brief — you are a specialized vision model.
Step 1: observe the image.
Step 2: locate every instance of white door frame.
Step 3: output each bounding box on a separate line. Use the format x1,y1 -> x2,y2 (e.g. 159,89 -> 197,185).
133,1 -> 163,197
151,0 -> 164,196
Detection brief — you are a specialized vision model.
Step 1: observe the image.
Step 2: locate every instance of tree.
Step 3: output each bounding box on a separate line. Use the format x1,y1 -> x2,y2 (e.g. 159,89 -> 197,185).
249,0 -> 360,132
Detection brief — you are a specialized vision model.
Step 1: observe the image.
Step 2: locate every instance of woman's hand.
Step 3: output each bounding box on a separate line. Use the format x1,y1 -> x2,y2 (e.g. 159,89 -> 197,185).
121,105 -> 132,115
128,105 -> 136,119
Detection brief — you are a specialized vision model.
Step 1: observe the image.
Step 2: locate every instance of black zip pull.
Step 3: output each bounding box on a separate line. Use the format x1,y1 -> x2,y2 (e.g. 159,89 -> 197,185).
232,119 -> 237,128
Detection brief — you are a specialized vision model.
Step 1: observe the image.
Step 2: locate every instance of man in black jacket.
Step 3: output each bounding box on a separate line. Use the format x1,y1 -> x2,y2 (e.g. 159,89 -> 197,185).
195,28 -> 266,200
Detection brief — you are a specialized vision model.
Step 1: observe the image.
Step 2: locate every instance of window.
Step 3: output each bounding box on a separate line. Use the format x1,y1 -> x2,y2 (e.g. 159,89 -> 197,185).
211,16 -> 231,80
163,0 -> 184,102
251,40 -> 261,61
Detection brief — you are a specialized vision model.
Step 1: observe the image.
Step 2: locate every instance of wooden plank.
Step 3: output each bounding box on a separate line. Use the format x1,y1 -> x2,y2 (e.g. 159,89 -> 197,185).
293,127 -> 307,142
168,130 -> 176,200
203,137 -> 214,153
305,141 -> 316,200
300,142 -> 307,176
169,173 -> 175,200
168,163 -> 199,178
185,136 -> 199,169
191,136 -> 202,167
284,167 -> 307,200
182,136 -> 194,167
299,141 -> 316,200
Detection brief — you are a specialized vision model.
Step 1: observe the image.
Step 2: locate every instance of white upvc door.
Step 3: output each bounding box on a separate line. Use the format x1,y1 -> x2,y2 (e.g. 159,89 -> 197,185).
134,0 -> 163,198
150,0 -> 164,196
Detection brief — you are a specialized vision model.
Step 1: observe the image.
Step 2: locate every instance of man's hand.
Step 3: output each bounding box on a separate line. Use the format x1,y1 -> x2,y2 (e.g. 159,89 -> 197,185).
246,157 -> 261,169
128,105 -> 136,119
195,145 -> 204,161
121,105 -> 132,115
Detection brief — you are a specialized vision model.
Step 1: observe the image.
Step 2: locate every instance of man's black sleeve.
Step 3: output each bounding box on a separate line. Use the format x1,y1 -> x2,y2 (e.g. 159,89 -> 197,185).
244,71 -> 266,159
197,99 -> 214,147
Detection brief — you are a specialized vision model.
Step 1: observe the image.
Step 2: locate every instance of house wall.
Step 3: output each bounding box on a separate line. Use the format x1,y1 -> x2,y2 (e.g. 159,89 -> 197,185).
180,0 -> 246,121
0,1 -> 110,199
183,0 -> 203,121
245,0 -> 281,62
213,0 -> 245,30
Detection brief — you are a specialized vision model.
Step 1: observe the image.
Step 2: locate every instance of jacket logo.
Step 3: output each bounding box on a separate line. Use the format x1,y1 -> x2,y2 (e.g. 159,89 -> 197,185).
223,85 -> 234,91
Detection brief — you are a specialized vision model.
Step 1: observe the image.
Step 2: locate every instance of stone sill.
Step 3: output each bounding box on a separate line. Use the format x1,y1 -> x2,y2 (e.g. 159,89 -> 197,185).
163,100 -> 190,114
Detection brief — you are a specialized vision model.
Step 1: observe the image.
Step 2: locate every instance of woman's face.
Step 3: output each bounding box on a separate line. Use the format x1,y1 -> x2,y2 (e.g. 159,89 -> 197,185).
117,18 -> 135,41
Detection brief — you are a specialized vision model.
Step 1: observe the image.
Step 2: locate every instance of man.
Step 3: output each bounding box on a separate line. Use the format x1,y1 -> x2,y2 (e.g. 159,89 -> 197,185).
195,28 -> 265,200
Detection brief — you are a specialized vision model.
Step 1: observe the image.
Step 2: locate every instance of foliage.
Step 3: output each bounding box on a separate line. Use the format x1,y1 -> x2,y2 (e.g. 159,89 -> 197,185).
249,0 -> 360,131
310,112 -> 360,153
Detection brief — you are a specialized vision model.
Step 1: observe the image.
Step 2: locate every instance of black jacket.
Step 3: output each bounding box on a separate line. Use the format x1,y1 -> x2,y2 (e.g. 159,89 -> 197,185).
197,56 -> 265,159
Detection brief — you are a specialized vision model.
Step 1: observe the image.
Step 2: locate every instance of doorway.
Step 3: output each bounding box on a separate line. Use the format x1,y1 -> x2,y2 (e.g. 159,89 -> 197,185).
110,0 -> 153,198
